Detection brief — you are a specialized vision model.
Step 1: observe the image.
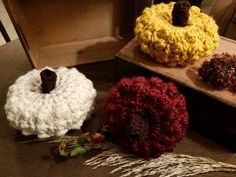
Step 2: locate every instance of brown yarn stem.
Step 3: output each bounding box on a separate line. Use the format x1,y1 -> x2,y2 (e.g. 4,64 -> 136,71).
40,69 -> 57,93
172,0 -> 191,27
154,0 -> 203,7
126,113 -> 149,139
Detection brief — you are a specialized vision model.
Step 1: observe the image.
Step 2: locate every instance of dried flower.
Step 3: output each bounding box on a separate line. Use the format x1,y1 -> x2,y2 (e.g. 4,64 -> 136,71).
55,132 -> 106,157
198,53 -> 236,91
90,133 -> 105,143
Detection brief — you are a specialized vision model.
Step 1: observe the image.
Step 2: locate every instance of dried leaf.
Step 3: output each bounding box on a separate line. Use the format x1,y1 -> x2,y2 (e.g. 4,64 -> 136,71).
58,142 -> 70,157
77,134 -> 87,145
70,146 -> 87,157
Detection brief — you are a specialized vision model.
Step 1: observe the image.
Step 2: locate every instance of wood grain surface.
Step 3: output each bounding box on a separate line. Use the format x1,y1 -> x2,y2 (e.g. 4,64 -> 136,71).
116,37 -> 236,108
0,40 -> 235,177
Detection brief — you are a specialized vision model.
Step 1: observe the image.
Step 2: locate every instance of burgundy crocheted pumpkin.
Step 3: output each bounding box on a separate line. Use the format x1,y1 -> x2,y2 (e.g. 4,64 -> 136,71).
104,77 -> 188,157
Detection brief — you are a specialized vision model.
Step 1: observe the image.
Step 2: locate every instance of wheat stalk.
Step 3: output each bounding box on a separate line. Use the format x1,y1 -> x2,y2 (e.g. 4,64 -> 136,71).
85,145 -> 236,177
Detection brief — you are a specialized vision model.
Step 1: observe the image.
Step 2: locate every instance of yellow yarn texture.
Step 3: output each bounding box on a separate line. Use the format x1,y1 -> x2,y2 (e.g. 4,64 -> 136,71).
135,2 -> 219,67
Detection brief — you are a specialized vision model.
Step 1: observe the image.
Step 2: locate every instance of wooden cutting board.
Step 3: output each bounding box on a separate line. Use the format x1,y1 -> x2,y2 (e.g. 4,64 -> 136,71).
116,36 -> 236,108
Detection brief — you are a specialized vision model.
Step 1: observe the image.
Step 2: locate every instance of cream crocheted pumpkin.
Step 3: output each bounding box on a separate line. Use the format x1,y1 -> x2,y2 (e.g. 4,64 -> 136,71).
5,67 -> 96,138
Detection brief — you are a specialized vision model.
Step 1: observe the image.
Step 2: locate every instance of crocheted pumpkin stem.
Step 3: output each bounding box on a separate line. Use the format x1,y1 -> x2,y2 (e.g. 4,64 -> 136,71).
126,113 -> 149,139
40,69 -> 57,93
172,0 -> 191,27
154,0 -> 203,7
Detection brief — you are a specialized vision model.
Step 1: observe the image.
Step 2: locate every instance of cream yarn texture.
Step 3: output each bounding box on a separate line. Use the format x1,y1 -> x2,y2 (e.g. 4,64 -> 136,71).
135,2 -> 219,66
5,67 -> 97,138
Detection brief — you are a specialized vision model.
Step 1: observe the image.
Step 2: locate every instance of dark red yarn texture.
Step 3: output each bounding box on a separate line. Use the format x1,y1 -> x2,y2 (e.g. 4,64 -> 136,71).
104,77 -> 189,157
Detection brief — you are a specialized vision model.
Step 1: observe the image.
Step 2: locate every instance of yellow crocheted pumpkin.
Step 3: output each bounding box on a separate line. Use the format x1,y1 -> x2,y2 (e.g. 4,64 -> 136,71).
135,2 -> 219,66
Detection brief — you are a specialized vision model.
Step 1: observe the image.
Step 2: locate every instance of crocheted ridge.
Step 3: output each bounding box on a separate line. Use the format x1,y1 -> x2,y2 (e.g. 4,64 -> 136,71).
104,77 -> 188,157
135,2 -> 219,66
5,67 -> 97,138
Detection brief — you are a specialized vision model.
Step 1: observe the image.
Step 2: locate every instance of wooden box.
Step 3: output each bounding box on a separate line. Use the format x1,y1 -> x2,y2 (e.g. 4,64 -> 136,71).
3,0 -> 152,68
116,37 -> 236,151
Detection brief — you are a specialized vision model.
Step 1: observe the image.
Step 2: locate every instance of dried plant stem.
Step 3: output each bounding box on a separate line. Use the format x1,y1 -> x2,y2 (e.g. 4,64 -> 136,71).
85,145 -> 236,177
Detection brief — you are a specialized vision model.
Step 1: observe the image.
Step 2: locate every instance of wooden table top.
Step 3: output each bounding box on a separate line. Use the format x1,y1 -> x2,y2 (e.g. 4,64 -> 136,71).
0,40 -> 236,177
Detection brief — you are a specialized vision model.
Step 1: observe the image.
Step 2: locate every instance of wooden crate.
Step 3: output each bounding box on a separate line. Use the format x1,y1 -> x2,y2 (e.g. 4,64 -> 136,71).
116,37 -> 236,151
3,0 -> 152,68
